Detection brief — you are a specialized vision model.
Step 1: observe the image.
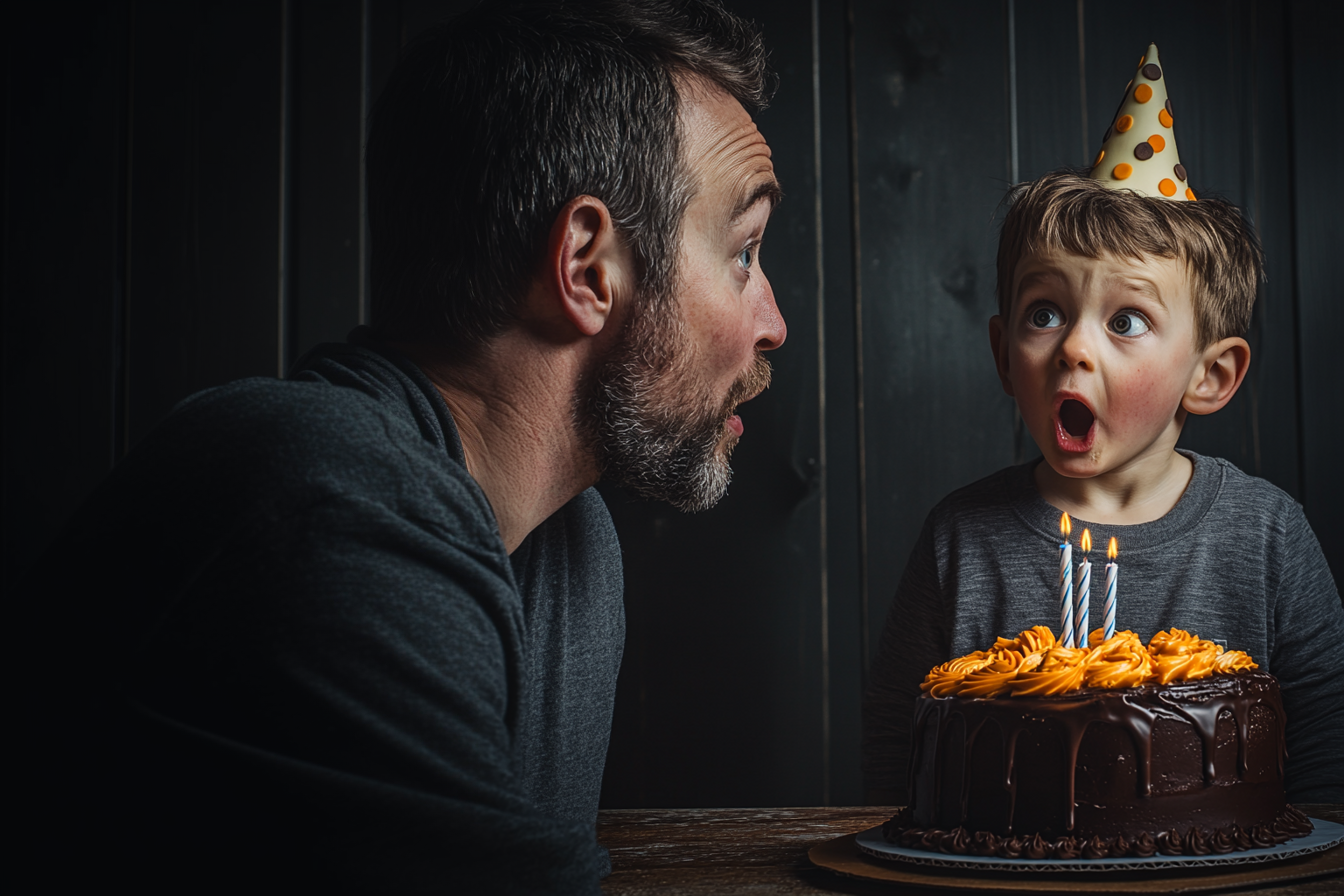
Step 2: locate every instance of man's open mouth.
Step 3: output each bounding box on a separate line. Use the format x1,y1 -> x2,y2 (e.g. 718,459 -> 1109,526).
1054,398 -> 1096,451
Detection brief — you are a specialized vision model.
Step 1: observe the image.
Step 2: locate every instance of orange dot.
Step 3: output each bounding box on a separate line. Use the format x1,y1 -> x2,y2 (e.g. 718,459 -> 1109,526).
1093,149 -> 1105,166
1116,115 -> 1134,133
1185,188 -> 1197,201
1148,134 -> 1166,152
1159,178 -> 1177,196
1113,163 -> 1133,180
1158,108 -> 1174,128
1134,84 -> 1153,103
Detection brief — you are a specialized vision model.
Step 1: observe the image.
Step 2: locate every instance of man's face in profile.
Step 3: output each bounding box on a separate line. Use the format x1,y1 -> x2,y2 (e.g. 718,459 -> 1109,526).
583,79 -> 786,512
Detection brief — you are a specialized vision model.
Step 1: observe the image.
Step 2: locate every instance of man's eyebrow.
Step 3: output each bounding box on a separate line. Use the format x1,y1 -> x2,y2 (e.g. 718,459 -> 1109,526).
728,178 -> 783,226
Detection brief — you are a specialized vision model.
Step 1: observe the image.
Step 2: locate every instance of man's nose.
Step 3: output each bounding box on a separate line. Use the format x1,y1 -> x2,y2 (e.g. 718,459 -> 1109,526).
754,274 -> 786,351
1056,323 -> 1095,371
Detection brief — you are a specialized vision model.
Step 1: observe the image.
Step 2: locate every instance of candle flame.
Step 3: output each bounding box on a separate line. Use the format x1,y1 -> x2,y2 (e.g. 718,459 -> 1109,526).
1108,536 -> 1118,560
1081,528 -> 1092,553
1060,512 -> 1072,538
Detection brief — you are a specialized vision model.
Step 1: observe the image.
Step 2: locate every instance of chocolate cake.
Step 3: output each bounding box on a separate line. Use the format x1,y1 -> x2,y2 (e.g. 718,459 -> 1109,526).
884,628 -> 1314,858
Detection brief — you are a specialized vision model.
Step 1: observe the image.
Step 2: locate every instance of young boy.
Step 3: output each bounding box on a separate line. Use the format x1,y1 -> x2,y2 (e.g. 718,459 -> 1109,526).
862,45 -> 1344,806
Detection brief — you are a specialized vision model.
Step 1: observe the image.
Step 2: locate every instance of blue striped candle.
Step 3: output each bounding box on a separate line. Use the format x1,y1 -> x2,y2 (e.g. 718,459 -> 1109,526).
1059,513 -> 1074,648
1075,528 -> 1092,647
1104,537 -> 1119,640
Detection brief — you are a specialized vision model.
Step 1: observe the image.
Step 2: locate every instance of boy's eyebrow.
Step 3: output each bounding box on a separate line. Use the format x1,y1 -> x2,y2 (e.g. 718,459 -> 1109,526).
1108,275 -> 1168,310
1014,269 -> 1062,301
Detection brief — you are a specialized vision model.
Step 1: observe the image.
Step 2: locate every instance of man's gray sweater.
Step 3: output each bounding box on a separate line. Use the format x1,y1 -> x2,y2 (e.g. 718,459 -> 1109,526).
23,339 -> 624,894
863,453 -> 1344,804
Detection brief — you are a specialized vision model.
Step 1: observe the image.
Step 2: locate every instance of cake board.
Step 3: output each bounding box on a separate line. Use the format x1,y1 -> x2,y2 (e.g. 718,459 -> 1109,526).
808,820 -> 1344,893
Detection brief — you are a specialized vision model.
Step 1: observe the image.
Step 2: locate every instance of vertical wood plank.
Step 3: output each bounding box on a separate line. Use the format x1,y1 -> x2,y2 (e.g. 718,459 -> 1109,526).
292,0 -> 364,359
126,3 -> 285,445
1288,0 -> 1344,583
819,0 -> 865,806
852,0 -> 1014,661
2,2 -> 130,570
1012,0 -> 1086,182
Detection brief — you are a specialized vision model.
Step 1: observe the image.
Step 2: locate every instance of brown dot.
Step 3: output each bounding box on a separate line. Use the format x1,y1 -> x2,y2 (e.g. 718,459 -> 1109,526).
1159,178 -> 1177,197
1165,98 -> 1174,115
1094,149 -> 1106,166
1116,114 -> 1134,133
1148,134 -> 1166,152
1134,142 -> 1154,161
1134,84 -> 1153,103
1158,109 -> 1174,128
1185,188 -> 1197,201
1142,63 -> 1162,81
1174,163 -> 1188,182
1113,163 -> 1133,180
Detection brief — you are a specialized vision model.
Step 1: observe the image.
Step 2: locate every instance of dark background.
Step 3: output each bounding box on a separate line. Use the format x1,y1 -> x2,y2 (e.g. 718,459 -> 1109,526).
5,0 -> 1341,809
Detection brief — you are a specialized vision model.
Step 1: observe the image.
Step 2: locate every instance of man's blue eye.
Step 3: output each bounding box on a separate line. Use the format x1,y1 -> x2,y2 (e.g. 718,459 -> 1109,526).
1110,312 -> 1150,336
739,247 -> 754,270
1029,306 -> 1061,328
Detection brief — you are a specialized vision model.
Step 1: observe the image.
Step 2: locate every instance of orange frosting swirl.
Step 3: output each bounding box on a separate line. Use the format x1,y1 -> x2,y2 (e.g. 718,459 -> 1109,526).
1082,629 -> 1155,689
922,627 -> 1258,698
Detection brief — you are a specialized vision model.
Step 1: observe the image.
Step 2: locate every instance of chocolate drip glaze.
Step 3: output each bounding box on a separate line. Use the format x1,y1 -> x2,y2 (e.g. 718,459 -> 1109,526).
906,672 -> 1290,844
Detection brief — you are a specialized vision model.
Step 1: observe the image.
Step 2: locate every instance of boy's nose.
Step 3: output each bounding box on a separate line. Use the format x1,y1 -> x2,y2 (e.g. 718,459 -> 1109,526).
1056,325 -> 1096,371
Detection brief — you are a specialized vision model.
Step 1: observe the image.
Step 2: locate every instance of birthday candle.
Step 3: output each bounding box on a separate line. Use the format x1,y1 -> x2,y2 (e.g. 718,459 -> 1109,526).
1076,528 -> 1092,648
1059,513 -> 1074,648
1104,537 -> 1119,640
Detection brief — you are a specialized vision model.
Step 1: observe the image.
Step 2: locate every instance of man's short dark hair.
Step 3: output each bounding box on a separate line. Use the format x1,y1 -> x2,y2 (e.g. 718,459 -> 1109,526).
366,0 -> 774,354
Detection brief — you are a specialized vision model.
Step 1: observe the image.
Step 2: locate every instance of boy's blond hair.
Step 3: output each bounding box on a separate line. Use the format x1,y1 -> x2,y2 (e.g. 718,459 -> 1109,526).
996,171 -> 1263,348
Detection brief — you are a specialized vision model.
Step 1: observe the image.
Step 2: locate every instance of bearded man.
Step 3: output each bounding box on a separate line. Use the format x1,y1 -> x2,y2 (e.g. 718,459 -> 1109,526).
23,1 -> 784,893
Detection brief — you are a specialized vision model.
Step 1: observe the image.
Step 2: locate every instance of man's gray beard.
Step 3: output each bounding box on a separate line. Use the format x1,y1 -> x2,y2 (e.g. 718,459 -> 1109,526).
579,294 -> 766,513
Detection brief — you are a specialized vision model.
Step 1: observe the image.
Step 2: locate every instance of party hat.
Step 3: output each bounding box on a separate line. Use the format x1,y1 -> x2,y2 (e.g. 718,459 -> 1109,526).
1089,44 -> 1194,201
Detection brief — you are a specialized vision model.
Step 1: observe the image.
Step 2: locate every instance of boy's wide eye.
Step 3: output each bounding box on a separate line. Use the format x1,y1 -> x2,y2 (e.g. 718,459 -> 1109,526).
1109,311 -> 1150,336
1028,306 -> 1062,329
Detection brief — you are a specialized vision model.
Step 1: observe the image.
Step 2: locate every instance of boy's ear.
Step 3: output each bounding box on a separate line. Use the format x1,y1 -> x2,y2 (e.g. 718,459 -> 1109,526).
988,315 -> 1015,396
541,195 -> 630,338
1183,336 -> 1251,416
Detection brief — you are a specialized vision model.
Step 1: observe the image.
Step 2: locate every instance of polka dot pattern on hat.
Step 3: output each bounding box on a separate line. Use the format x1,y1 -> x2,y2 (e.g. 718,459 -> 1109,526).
1087,43 -> 1191,200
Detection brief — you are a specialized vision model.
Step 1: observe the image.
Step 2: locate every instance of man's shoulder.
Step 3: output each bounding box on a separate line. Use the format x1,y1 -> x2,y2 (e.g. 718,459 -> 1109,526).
124,374 -> 494,540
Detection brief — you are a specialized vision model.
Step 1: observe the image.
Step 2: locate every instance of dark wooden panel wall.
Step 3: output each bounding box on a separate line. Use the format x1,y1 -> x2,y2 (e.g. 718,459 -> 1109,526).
4,0 -> 1340,811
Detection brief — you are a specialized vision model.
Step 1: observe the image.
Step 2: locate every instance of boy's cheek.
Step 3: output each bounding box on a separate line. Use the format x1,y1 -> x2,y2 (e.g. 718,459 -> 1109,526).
1104,369 -> 1186,433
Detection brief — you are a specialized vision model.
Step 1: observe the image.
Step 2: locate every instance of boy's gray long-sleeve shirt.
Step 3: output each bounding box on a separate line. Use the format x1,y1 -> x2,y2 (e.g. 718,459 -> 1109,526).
863,453 -> 1344,805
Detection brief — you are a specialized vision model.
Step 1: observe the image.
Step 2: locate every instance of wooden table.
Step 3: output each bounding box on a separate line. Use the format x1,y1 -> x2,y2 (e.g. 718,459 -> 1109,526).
598,805 -> 1344,894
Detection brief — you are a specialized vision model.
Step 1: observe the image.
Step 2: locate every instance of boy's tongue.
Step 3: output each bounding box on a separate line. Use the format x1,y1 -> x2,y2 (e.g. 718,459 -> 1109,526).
1060,399 -> 1095,439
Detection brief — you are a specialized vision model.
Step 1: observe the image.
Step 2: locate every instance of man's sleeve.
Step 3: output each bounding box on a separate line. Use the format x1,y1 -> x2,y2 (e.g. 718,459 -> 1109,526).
1269,504 -> 1344,802
862,516 -> 949,805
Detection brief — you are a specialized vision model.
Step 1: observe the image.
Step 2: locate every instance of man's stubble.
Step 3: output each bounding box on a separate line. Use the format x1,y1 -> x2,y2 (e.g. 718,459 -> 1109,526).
578,285 -> 771,513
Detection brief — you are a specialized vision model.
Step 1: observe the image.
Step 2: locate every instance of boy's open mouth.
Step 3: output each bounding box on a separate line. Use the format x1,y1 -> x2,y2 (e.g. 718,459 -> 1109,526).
1055,398 -> 1096,452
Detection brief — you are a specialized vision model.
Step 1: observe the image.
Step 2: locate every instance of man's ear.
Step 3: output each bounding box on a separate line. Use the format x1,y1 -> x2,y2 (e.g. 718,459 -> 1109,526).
546,195 -> 629,337
1183,336 -> 1251,415
988,314 -> 1015,397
